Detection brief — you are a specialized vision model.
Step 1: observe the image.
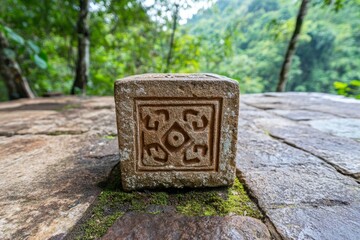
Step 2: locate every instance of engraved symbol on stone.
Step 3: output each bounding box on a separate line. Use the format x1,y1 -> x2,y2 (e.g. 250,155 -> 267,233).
167,130 -> 184,147
144,109 -> 169,130
162,122 -> 190,152
183,109 -> 209,131
143,143 -> 168,163
135,98 -> 222,172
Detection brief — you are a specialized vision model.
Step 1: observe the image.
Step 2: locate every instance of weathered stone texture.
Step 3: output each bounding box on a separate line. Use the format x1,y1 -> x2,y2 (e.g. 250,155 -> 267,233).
115,74 -> 240,191
102,212 -> 271,240
237,126 -> 360,207
2,92 -> 360,240
306,118 -> 360,140
254,118 -> 360,179
243,92 -> 360,118
268,109 -> 335,121
238,93 -> 360,239
0,97 -> 118,240
268,205 -> 360,240
0,96 -> 116,137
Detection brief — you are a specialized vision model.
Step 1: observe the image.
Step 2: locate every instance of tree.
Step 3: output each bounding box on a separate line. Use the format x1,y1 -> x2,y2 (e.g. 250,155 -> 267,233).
0,31 -> 35,100
1,0 -> 357,101
71,0 -> 90,95
276,0 -> 309,92
161,0 -> 205,72
0,0 -> 77,99
165,4 -> 179,72
276,0 -> 346,92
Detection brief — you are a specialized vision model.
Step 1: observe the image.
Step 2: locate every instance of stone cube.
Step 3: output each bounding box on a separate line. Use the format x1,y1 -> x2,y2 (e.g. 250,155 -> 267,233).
114,73 -> 240,191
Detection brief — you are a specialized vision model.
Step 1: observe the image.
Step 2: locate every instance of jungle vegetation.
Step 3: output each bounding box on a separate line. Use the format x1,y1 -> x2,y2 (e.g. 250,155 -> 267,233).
0,0 -> 359,101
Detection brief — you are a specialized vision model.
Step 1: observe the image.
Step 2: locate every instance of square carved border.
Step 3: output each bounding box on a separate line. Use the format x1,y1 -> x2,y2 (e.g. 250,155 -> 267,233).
134,98 -> 223,172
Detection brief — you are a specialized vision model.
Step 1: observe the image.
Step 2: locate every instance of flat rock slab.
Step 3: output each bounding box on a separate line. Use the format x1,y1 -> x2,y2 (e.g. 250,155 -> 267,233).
237,125 -> 360,204
305,118 -> 360,140
102,212 -> 271,240
243,92 -> 360,118
268,205 -> 360,240
0,97 -> 118,239
0,97 -> 116,137
268,109 -> 335,121
1,93 -> 360,240
238,93 -> 360,239
254,118 -> 360,179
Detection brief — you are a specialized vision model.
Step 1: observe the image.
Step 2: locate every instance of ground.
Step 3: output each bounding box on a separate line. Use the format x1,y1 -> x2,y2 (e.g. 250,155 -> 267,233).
0,93 -> 359,239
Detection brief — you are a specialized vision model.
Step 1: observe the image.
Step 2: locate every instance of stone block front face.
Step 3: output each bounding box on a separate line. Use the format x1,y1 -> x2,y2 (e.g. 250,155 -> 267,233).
135,98 -> 221,172
115,74 -> 239,191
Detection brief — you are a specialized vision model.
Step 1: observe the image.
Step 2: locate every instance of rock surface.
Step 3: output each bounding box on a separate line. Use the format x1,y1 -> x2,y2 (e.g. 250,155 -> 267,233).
115,74 -> 240,190
1,92 -> 360,239
268,205 -> 360,240
101,212 -> 271,240
243,92 -> 360,118
305,118 -> 360,140
252,118 -> 360,179
0,97 -> 118,240
238,93 -> 360,239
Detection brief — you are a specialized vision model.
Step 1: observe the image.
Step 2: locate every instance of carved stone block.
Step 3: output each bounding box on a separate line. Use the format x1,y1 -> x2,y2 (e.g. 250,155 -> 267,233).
114,74 -> 240,191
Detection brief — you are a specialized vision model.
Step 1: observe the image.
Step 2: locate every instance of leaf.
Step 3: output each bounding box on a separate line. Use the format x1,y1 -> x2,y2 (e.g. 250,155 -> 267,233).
39,51 -> 48,62
34,54 -> 48,69
4,27 -> 25,45
27,40 -> 40,54
333,81 -> 347,89
3,48 -> 16,59
349,80 -> 360,87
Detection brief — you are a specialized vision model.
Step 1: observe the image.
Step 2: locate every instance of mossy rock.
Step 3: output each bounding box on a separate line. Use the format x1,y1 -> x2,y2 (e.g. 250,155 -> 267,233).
70,166 -> 262,240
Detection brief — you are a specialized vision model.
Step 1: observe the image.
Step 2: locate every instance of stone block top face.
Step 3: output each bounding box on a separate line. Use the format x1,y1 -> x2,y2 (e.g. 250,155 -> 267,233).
114,73 -> 240,191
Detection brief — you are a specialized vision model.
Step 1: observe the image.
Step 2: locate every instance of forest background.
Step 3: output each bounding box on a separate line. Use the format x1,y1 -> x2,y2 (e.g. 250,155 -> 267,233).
0,0 -> 359,101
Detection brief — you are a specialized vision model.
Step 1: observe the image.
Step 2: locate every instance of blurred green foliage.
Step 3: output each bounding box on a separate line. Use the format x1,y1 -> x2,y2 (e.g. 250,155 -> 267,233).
334,80 -> 360,99
0,0 -> 359,101
187,0 -> 360,93
0,24 -> 48,69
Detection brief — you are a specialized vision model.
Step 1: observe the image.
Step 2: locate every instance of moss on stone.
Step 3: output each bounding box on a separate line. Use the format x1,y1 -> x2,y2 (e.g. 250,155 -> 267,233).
176,178 -> 262,218
150,192 -> 169,205
79,207 -> 123,240
72,175 -> 262,239
103,134 -> 117,140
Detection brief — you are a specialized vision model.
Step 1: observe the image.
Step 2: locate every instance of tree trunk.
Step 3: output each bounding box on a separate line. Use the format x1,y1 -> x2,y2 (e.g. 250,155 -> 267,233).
165,4 -> 179,73
276,0 -> 309,92
0,32 -> 35,100
71,0 -> 89,95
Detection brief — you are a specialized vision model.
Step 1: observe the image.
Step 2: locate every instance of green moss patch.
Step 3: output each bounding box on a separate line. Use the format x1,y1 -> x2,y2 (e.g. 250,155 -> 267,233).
72,168 -> 262,239
176,178 -> 262,218
103,134 -> 117,140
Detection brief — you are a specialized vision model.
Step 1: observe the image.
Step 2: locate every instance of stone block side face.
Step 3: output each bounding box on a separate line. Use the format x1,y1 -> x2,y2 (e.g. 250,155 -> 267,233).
114,74 -> 239,191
